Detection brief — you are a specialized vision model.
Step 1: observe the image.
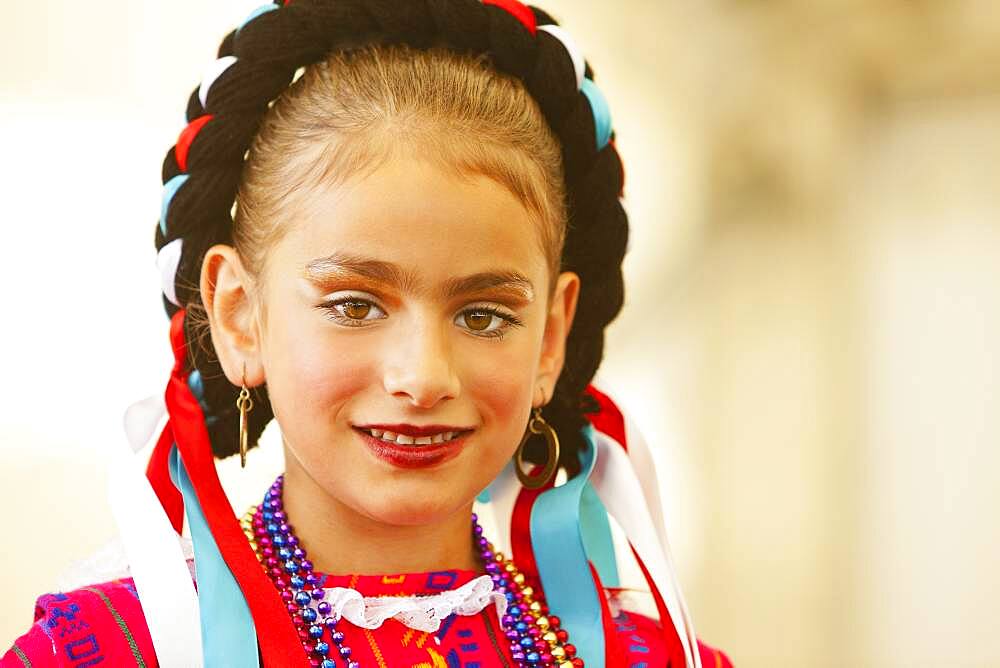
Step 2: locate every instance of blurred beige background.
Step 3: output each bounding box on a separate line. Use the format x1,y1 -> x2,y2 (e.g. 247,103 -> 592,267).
2,1 -> 999,666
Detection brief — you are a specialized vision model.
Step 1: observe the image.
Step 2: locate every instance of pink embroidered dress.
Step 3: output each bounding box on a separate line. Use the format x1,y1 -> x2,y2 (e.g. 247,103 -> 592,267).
3,567 -> 732,667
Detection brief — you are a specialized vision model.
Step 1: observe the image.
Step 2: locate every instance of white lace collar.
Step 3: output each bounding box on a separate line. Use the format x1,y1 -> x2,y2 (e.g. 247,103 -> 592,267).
315,575 -> 508,633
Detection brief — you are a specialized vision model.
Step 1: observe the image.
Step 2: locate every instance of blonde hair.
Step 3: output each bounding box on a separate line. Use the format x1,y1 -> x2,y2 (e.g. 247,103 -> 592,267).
232,44 -> 567,283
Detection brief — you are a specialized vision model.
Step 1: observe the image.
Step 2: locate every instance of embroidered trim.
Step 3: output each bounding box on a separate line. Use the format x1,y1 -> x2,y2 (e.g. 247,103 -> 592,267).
83,587 -> 146,667
315,575 -> 508,633
11,645 -> 31,668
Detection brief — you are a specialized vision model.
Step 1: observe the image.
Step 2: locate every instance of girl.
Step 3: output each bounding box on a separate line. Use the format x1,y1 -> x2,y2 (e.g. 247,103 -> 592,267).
3,1 -> 732,666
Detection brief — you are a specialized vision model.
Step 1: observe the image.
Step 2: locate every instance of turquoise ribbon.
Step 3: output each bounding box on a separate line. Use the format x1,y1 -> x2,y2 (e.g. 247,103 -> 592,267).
580,481 -> 619,588
160,174 -> 189,234
530,426 -> 607,668
238,4 -> 278,31
581,78 -> 613,150
169,446 -> 260,668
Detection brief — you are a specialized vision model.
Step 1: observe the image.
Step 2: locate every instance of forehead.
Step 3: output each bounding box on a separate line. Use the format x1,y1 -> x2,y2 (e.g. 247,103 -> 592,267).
273,156 -> 549,286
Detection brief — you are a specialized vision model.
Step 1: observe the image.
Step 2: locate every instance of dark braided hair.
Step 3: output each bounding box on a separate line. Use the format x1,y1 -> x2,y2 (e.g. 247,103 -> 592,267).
155,0 -> 627,476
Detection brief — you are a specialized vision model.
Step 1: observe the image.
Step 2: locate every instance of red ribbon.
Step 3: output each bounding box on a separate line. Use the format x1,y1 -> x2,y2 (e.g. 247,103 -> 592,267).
482,0 -> 537,35
175,115 -> 213,173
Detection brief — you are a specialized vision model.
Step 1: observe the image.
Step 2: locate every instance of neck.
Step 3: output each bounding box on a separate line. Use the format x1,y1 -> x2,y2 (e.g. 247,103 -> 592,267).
279,456 -> 480,575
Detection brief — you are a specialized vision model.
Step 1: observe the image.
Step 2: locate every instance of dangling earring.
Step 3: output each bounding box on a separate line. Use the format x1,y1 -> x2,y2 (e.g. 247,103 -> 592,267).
236,363 -> 254,469
515,406 -> 560,489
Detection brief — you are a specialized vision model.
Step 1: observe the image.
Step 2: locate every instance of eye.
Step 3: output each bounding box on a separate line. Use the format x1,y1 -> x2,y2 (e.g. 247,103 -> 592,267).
317,293 -> 387,326
454,305 -> 523,339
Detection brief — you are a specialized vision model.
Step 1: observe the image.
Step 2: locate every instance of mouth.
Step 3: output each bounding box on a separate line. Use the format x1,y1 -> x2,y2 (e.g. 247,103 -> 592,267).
353,424 -> 475,468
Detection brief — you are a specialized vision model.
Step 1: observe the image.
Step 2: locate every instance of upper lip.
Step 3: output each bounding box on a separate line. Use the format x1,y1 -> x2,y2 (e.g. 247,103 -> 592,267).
355,423 -> 474,437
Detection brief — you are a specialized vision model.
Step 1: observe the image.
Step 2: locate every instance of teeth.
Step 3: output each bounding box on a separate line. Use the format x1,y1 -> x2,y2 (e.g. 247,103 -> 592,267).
365,428 -> 464,445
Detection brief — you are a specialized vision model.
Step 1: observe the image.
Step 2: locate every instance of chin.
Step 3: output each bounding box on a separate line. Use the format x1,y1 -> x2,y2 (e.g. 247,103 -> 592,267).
356,487 -> 471,528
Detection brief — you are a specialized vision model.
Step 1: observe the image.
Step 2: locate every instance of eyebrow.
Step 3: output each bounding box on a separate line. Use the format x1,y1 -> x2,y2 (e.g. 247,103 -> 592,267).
303,252 -> 535,301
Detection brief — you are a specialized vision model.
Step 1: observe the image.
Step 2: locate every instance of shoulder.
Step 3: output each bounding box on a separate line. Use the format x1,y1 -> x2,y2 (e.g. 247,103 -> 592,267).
2,577 -> 157,668
612,608 -> 734,668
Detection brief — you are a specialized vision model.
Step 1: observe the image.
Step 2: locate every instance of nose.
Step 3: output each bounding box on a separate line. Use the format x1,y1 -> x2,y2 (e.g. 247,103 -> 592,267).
382,319 -> 460,409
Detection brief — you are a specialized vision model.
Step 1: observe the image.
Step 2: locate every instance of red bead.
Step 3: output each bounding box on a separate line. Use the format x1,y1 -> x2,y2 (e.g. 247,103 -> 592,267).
540,653 -> 553,663
564,643 -> 577,658
556,629 -> 569,643
571,659 -> 584,668
548,615 -> 561,628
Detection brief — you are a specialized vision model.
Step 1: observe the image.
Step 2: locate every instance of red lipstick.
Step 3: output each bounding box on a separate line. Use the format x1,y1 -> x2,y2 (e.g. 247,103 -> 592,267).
353,425 -> 473,469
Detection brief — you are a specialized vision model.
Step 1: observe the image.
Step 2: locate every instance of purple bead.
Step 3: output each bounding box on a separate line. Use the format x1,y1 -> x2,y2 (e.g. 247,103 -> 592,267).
301,559 -> 314,571
274,510 -> 286,521
293,547 -> 306,559
338,646 -> 352,658
317,602 -> 331,616
331,631 -> 345,643
311,588 -> 325,601
324,617 -> 338,629
287,535 -> 299,547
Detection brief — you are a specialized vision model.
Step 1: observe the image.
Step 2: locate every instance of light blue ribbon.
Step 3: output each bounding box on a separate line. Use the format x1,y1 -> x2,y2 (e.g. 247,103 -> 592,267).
581,78 -> 613,151
160,174 -> 189,234
238,4 -> 278,32
580,481 -> 620,588
169,446 -> 260,668
530,425 -> 607,668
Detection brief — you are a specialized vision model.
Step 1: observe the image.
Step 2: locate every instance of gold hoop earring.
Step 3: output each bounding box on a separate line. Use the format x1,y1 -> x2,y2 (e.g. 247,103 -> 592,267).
236,364 -> 254,469
514,407 -> 560,489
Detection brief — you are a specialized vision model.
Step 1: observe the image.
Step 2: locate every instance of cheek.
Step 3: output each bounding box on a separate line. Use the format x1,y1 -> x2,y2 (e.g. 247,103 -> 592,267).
263,308 -> 374,422
461,339 -> 538,452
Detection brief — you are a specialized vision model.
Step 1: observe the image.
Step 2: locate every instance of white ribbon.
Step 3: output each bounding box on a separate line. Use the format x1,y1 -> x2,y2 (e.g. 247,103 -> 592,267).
199,56 -> 238,109
109,395 -> 203,667
538,24 -> 586,90
156,239 -> 183,307
589,427 -> 700,668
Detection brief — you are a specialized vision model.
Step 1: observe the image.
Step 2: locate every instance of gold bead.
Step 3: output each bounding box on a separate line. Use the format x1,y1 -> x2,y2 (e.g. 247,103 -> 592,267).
551,647 -> 567,659
535,616 -> 550,629
543,631 -> 557,644
513,572 -> 525,585
494,552 -> 505,562
520,586 -> 533,597
504,563 -> 516,573
528,601 -> 542,613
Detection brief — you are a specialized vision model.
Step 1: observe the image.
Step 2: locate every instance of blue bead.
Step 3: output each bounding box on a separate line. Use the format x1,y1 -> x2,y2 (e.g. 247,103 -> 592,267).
266,522 -> 279,533
272,535 -> 286,546
294,591 -> 312,606
509,606 -> 521,618
308,625 -> 324,639
312,640 -> 330,655
519,637 -> 534,648
290,575 -> 304,589
284,559 -> 299,574
262,511 -> 274,521
526,651 -> 541,663
515,621 -> 528,632
321,661 -> 336,668
279,547 -> 293,560
302,608 -> 318,623
505,591 -> 516,603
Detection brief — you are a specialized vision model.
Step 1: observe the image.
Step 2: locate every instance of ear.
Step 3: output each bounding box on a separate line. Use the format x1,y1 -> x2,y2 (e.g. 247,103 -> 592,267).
535,271 -> 581,406
200,244 -> 265,387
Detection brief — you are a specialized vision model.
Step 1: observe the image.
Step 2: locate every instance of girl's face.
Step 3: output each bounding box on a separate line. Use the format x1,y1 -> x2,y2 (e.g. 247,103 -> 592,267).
242,155 -> 578,527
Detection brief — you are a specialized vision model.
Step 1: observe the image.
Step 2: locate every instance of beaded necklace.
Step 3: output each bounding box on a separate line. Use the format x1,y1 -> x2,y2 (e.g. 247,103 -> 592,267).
241,475 -> 583,668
